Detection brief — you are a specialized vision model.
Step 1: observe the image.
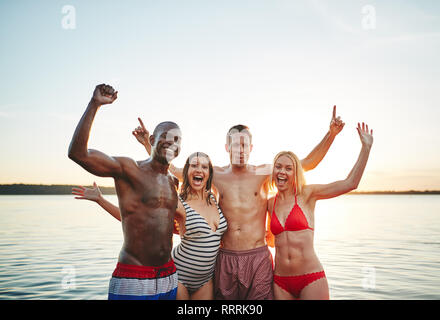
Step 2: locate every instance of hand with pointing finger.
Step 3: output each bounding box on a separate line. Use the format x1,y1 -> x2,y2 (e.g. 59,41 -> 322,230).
329,105 -> 345,136
132,117 -> 150,146
132,117 -> 152,155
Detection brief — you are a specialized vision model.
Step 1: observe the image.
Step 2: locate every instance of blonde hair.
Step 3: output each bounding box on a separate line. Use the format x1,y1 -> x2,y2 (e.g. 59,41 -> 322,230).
271,151 -> 306,195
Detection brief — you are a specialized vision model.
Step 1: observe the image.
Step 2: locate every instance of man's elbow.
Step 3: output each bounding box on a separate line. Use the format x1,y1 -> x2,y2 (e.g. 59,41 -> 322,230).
68,146 -> 87,164
68,148 -> 75,161
68,145 -> 79,161
68,146 -> 76,161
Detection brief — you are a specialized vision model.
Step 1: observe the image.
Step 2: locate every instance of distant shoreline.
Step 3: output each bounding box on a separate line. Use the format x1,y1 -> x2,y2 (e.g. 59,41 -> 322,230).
0,184 -> 116,195
1,184 -> 440,195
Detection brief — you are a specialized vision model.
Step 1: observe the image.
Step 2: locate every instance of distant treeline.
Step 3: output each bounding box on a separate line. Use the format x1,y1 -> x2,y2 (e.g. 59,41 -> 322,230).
0,184 -> 116,195
0,184 -> 439,195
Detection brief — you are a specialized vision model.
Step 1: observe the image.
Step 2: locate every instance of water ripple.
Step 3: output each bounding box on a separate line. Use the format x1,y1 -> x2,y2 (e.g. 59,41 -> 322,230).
1,195 -> 440,299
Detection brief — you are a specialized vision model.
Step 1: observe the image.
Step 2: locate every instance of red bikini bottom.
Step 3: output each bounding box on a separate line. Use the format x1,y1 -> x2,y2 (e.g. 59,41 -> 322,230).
273,271 -> 326,298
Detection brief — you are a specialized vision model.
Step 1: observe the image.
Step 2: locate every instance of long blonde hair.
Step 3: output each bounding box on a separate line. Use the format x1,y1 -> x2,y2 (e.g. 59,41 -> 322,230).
271,151 -> 306,195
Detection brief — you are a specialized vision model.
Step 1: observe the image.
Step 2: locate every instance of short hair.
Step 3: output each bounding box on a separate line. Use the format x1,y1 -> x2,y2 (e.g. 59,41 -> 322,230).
226,124 -> 252,145
153,121 -> 180,137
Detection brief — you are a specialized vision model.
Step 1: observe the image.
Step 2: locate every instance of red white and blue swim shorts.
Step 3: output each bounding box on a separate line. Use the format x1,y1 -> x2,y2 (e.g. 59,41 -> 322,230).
108,260 -> 178,300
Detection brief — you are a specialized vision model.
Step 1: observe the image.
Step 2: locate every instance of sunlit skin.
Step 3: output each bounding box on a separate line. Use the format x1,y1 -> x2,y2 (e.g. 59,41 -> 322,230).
269,155 -> 325,300
213,132 -> 269,250
174,155 -> 220,300
268,122 -> 373,300
179,156 -> 220,235
133,107 -> 345,251
68,84 -> 181,267
72,154 -> 221,300
130,107 -> 344,300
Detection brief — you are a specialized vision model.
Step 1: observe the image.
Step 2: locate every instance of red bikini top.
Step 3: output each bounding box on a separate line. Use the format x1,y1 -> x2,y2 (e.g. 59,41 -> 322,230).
270,192 -> 314,236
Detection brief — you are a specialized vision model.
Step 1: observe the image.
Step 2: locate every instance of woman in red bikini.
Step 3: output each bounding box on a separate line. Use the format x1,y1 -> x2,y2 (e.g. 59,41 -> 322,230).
268,122 -> 373,300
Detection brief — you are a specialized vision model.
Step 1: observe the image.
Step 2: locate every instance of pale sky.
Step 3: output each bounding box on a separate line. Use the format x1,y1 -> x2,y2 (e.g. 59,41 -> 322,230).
1,0 -> 439,191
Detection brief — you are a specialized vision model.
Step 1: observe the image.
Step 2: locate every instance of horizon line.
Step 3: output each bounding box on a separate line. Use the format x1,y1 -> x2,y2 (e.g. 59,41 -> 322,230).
1,183 -> 440,194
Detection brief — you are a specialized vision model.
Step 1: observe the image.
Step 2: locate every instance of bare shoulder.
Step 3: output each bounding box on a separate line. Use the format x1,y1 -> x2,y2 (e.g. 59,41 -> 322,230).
255,163 -> 272,176
257,163 -> 272,170
301,184 -> 317,202
213,165 -> 228,174
114,156 -> 137,164
114,156 -> 139,169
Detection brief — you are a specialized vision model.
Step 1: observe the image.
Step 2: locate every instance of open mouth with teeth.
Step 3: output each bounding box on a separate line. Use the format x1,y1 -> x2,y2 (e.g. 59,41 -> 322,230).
276,176 -> 288,186
162,145 -> 177,157
192,175 -> 204,187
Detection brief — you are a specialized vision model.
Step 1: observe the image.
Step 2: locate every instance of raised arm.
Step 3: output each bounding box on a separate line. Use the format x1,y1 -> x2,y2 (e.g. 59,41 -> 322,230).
309,122 -> 373,200
301,105 -> 345,171
133,117 -> 184,181
68,84 -> 122,177
132,117 -> 152,155
72,182 -> 121,221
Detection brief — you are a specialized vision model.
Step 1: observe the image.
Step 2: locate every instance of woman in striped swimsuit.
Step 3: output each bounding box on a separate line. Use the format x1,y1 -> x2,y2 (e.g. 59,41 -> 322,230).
72,152 -> 227,300
172,152 -> 227,299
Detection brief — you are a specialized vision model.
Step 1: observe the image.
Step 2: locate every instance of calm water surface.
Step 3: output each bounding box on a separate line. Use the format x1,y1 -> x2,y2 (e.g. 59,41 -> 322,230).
0,195 -> 439,299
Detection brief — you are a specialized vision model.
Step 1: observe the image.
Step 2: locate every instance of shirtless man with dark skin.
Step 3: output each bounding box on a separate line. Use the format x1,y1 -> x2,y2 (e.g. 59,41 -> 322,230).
68,84 -> 182,300
134,106 -> 344,300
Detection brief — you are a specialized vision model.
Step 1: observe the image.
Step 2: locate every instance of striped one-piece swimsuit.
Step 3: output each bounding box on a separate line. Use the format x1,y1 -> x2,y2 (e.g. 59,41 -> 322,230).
172,194 -> 228,293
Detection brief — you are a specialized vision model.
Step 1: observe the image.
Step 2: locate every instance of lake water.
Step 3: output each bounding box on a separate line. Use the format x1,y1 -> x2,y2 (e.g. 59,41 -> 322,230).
0,194 -> 439,300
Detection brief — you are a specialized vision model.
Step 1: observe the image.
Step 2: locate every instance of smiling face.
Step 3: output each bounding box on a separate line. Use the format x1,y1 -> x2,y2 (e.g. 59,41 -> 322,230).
273,155 -> 296,192
187,155 -> 211,192
151,125 -> 182,164
271,151 -> 306,195
180,152 -> 214,202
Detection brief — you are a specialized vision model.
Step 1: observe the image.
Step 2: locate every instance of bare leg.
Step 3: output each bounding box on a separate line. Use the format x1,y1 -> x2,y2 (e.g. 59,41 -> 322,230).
176,281 -> 189,300
274,282 -> 296,300
299,277 -> 329,300
190,279 -> 214,300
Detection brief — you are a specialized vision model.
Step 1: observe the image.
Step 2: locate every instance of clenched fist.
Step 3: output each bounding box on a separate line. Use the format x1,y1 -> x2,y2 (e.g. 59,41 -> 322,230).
92,84 -> 118,105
